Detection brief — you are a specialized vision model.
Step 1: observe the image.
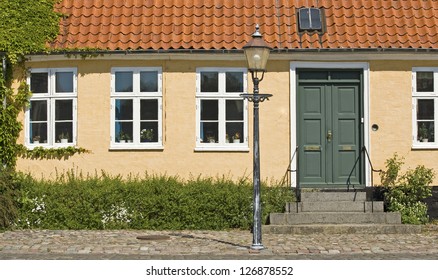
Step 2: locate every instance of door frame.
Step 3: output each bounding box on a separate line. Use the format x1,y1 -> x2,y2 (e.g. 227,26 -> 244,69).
290,62 -> 370,187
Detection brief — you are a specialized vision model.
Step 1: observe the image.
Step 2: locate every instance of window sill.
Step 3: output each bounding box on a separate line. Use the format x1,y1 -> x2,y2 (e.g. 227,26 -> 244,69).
26,143 -> 76,149
412,143 -> 438,150
110,144 -> 164,151
195,145 -> 250,152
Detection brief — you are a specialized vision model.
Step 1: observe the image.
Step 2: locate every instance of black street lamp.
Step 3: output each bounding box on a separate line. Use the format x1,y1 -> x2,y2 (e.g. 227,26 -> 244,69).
241,25 -> 272,250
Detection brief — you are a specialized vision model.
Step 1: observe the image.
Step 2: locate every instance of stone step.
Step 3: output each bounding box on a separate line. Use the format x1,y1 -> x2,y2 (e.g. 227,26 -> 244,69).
270,212 -> 401,225
286,201 -> 384,213
263,224 -> 421,234
301,191 -> 366,202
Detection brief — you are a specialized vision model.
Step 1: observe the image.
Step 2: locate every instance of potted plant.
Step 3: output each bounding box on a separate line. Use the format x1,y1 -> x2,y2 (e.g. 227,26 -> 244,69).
118,132 -> 130,143
205,131 -> 215,143
225,133 -> 230,143
59,132 -> 69,143
32,135 -> 40,144
140,128 -> 154,142
232,132 -> 240,143
418,123 -> 429,142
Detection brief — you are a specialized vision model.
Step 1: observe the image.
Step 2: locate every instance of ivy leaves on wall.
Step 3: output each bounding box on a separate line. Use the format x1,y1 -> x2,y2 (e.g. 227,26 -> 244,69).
0,0 -> 89,168
0,0 -> 60,63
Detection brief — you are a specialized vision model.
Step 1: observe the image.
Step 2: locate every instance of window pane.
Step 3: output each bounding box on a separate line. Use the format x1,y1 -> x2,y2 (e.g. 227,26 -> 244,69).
201,72 -> 218,92
417,72 -> 434,92
226,72 -> 244,92
30,100 -> 47,121
298,71 -> 328,80
140,99 -> 158,120
115,71 -> 133,92
226,122 -> 244,143
331,71 -> 361,80
140,122 -> 158,142
299,8 -> 311,30
31,123 -> 47,144
201,100 -> 218,120
55,72 -> 74,93
226,100 -> 243,120
417,99 -> 434,120
201,122 -> 218,143
140,71 -> 158,92
55,122 -> 73,143
115,99 -> 133,120
310,8 -> 322,30
30,72 -> 48,93
115,122 -> 133,143
55,100 -> 73,121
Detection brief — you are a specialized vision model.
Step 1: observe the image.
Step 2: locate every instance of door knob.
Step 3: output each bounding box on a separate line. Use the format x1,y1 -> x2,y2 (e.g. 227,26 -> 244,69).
327,130 -> 332,142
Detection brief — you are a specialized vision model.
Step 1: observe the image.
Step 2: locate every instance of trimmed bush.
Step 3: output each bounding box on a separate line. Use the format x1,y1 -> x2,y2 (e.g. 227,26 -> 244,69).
381,154 -> 435,224
16,171 -> 294,230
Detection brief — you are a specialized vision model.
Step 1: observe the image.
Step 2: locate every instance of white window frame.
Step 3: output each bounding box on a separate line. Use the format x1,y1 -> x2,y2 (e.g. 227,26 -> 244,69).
195,67 -> 249,151
110,67 -> 163,150
25,68 -> 78,148
412,67 -> 438,149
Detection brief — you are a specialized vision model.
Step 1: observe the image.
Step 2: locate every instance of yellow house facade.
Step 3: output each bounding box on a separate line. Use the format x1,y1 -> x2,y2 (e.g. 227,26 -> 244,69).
16,52 -> 438,186
12,0 -> 438,187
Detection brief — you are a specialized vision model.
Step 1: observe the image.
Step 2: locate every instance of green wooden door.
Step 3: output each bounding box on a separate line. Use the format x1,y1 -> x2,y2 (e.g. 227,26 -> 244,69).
297,70 -> 363,187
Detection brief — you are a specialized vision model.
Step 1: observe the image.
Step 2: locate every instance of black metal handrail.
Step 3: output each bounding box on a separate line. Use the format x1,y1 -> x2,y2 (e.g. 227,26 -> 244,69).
347,146 -> 382,192
281,146 -> 301,202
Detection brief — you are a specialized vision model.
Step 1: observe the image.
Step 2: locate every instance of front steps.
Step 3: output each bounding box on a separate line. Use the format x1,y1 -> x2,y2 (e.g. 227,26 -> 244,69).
264,190 -> 419,234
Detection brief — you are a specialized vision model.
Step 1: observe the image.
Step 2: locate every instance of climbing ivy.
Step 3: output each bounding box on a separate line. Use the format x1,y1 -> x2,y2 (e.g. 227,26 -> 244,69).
0,0 -> 63,228
0,0 -> 61,63
1,0 -> 61,168
20,146 -> 90,160
1,0 -> 91,169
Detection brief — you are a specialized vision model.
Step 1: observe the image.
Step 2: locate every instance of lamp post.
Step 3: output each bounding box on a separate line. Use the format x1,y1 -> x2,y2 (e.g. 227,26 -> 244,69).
241,25 -> 272,250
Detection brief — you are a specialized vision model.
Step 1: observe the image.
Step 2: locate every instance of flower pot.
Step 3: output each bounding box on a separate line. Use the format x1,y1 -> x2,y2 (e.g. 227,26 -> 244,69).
33,141 -> 39,144
61,138 -> 68,144
422,139 -> 429,142
233,139 -> 240,143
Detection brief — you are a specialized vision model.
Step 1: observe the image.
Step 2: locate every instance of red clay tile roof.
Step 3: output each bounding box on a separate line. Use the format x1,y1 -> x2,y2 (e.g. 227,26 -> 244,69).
50,0 -> 438,51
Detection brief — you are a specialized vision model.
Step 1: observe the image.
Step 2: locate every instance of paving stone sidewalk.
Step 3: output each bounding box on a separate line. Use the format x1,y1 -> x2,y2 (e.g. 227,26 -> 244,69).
1,228 -> 438,260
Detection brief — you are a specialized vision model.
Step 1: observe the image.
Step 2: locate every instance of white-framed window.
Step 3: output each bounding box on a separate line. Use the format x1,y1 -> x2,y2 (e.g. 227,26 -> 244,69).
110,67 -> 163,149
412,67 -> 438,148
26,68 -> 77,147
196,68 -> 249,151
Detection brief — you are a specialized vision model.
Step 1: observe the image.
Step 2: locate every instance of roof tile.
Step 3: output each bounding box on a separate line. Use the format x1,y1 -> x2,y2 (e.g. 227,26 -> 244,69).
51,0 -> 438,51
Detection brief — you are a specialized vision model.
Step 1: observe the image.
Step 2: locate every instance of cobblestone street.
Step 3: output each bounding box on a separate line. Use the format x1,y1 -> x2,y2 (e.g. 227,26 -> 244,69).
1,228 -> 438,259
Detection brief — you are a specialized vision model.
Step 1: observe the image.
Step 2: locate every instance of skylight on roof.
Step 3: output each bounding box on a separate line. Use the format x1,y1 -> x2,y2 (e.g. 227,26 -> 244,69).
298,8 -> 323,31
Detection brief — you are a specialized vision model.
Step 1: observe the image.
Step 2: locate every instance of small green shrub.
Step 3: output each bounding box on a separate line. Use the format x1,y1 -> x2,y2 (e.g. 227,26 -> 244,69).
16,171 -> 294,230
381,154 -> 435,224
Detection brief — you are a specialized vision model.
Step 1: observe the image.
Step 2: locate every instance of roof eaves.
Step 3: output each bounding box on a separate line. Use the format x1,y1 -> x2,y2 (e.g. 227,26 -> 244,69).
273,47 -> 438,53
38,46 -> 438,56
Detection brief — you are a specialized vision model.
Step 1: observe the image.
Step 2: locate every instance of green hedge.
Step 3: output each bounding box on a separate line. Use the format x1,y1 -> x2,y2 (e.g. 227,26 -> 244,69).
16,171 -> 294,230
0,167 -> 20,229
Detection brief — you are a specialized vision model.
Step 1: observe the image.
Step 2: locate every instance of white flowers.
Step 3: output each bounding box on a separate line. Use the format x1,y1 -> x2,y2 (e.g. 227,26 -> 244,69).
101,203 -> 132,227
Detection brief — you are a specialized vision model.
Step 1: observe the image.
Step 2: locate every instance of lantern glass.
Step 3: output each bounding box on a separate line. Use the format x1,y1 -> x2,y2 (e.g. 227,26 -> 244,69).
244,47 -> 270,72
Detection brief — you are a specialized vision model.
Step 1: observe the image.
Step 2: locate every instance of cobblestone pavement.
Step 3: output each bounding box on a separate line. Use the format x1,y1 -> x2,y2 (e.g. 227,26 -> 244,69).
1,228 -> 438,260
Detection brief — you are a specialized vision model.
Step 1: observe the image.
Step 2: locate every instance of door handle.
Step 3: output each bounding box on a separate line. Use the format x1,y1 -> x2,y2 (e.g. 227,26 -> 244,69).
327,130 -> 332,142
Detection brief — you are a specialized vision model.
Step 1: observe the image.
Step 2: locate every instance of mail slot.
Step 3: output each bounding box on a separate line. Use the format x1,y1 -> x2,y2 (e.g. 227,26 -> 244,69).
304,145 -> 321,151
341,145 -> 353,151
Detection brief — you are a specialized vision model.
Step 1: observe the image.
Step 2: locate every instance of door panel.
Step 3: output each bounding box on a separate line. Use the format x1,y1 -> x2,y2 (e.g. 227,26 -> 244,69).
332,84 -> 360,184
297,72 -> 362,187
299,85 -> 326,184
